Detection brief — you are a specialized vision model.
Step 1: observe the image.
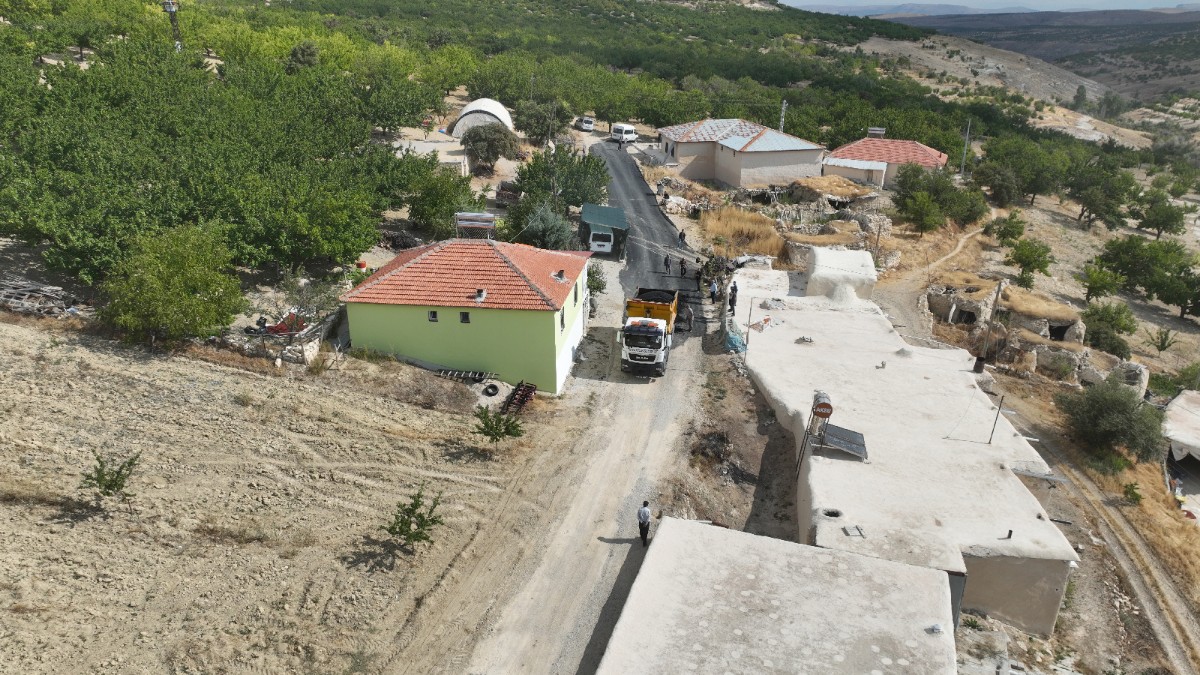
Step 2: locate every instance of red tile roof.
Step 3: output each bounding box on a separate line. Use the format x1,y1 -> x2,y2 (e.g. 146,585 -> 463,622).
828,138 -> 949,169
341,239 -> 592,311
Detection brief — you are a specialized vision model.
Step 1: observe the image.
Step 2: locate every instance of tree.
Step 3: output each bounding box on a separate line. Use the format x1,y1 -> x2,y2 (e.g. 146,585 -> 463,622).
252,266 -> 344,325
1152,267 -> 1200,320
984,211 -> 1025,245
1132,190 -> 1190,240
80,450 -> 141,501
1055,374 -> 1165,463
460,123 -> 520,173
382,483 -> 444,548
513,99 -> 573,147
1072,85 -> 1088,111
901,191 -> 944,236
973,162 -> 1021,207
286,41 -> 320,74
1005,238 -> 1054,289
408,168 -> 484,239
99,225 -> 246,344
472,405 -> 524,452
515,200 -> 578,250
1083,301 -> 1138,335
515,146 -> 608,213
944,187 -> 989,226
1073,262 -> 1124,303
1067,161 -> 1136,229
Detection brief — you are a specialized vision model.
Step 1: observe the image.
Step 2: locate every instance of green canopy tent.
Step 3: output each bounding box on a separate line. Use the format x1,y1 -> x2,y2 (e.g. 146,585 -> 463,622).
580,203 -> 629,258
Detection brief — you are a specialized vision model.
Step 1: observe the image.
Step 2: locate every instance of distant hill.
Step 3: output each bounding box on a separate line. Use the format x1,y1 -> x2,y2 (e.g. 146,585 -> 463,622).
782,3 -> 1033,16
887,9 -> 1200,101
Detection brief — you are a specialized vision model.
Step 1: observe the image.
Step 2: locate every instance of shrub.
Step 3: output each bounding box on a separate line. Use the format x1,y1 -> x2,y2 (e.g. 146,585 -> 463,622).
383,483 -> 444,548
1144,327 -> 1180,354
1083,302 -> 1137,335
587,263 -> 607,295
80,450 -> 141,500
1055,374 -> 1165,463
1086,324 -> 1132,359
473,405 -> 524,451
1005,239 -> 1054,289
1123,482 -> 1143,506
984,211 -> 1025,245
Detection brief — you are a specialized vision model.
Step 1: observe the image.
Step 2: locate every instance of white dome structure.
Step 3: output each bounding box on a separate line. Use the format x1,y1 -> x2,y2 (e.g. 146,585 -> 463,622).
449,98 -> 515,138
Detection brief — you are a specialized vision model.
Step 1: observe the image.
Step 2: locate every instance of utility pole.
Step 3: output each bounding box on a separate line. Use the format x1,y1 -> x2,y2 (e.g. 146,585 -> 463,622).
959,118 -> 971,176
779,100 -> 788,133
162,0 -> 182,52
988,395 -> 1006,444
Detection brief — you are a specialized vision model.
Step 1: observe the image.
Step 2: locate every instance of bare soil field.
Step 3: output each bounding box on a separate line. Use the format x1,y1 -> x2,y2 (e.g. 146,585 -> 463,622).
0,313 -> 592,674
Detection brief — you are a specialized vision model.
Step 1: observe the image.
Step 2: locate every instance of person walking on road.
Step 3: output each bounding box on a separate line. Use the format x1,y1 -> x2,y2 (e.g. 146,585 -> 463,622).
678,257 -> 687,277
709,279 -> 718,303
663,254 -> 671,273
678,230 -> 686,247
694,267 -> 702,291
637,501 -> 652,547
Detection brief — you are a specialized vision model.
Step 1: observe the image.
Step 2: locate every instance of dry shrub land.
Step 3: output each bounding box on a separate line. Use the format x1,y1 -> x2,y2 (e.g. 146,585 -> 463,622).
0,318 -> 583,673
700,207 -> 789,262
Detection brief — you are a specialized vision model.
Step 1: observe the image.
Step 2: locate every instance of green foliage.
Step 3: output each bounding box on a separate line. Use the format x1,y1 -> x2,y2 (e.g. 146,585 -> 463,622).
513,99 -> 573,147
99,225 -> 246,344
586,262 -> 606,295
515,200 -> 578,250
900,191 -> 944,235
515,146 -> 608,212
972,162 -> 1021,207
472,405 -> 525,449
460,123 -> 521,172
1149,362 -> 1200,397
382,483 -> 444,548
1122,482 -> 1143,506
1086,324 -> 1132,360
1131,189 -> 1191,240
1005,239 -> 1054,289
961,616 -> 983,630
1066,159 -> 1137,229
286,41 -> 320,73
80,450 -> 141,500
1055,374 -> 1165,463
1083,302 -> 1138,335
1073,262 -> 1125,304
408,168 -> 484,239
984,211 -> 1025,245
1143,327 -> 1180,354
253,266 -> 345,325
979,136 -> 1066,206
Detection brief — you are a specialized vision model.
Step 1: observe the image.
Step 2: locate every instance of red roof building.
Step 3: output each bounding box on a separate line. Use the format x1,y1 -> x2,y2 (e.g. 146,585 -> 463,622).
823,138 -> 949,187
341,239 -> 593,394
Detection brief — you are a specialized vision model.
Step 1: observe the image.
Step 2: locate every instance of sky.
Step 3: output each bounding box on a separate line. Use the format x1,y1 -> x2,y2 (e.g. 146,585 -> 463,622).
787,0 -> 1184,10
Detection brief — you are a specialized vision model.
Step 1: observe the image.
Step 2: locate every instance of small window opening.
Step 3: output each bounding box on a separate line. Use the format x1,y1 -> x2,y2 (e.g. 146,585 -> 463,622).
574,284 -> 579,306
460,312 -> 471,324
427,311 -> 438,322
560,310 -> 565,332
951,309 -> 977,325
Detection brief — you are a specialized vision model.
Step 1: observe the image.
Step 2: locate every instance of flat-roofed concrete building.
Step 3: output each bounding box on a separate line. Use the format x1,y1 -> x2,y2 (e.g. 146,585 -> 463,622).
597,518 -> 957,675
731,260 -> 1079,636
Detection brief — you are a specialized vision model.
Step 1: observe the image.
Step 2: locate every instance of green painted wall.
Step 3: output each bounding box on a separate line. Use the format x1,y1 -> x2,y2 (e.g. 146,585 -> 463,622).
346,301 -> 560,392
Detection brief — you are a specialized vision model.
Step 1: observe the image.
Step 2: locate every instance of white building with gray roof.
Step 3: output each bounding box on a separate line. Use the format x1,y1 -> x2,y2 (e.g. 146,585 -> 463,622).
657,118 -> 825,188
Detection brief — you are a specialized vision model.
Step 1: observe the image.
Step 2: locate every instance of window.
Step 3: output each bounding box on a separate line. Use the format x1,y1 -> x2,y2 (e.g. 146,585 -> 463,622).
574,284 -> 579,306
460,312 -> 471,323
427,311 -> 438,322
560,310 -> 565,332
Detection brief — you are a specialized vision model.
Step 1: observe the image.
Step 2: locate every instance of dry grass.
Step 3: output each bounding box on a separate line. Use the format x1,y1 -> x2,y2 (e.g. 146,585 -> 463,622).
701,207 -> 789,263
1014,328 -> 1088,353
790,175 -> 874,199
0,477 -> 64,508
1095,462 -> 1200,611
783,231 -> 862,247
194,517 -> 272,546
932,270 -> 1000,302
1001,286 -> 1079,322
181,344 -> 285,377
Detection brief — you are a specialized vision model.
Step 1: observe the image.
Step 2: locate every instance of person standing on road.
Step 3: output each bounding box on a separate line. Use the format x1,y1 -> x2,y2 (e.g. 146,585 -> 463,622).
678,230 -> 686,247
694,267 -> 702,291
664,254 -> 671,273
678,257 -> 687,277
637,501 -> 652,547
709,279 -> 718,303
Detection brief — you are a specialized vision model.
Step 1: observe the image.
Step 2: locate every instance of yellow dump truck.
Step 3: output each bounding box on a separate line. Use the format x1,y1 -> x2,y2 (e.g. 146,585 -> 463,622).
620,288 -> 680,376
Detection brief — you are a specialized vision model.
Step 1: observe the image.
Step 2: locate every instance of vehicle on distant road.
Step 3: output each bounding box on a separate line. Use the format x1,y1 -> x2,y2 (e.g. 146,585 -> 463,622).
575,116 -> 595,132
611,123 -> 637,143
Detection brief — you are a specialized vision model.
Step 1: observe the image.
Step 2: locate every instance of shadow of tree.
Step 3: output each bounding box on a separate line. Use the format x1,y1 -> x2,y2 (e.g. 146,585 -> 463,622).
341,533 -> 411,573
437,439 -> 492,463
50,496 -> 107,526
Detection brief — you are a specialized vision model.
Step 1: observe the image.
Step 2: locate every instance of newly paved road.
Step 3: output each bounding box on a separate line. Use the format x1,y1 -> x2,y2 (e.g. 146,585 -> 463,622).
589,142 -> 696,298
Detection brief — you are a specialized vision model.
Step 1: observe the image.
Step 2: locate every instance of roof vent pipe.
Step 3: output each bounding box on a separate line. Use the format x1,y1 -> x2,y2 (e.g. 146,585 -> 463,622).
475,288 -> 486,303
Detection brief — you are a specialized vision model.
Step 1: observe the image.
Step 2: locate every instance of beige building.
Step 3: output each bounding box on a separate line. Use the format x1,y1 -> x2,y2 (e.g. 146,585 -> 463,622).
732,257 -> 1079,637
657,118 -> 824,188
597,518 -> 957,674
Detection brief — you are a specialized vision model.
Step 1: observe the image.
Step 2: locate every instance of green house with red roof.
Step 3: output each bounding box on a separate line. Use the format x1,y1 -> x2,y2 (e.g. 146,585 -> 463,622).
341,239 -> 592,394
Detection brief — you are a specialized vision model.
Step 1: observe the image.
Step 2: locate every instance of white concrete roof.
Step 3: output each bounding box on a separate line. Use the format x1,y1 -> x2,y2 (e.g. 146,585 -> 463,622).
807,248 -> 877,301
1165,391 -> 1200,461
735,269 -> 1078,573
823,156 -> 888,172
597,518 -> 957,675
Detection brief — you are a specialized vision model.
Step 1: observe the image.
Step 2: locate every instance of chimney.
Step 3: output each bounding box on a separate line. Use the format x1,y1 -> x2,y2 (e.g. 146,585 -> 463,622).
554,269 -> 566,281
867,127 -> 886,139
475,288 -> 486,303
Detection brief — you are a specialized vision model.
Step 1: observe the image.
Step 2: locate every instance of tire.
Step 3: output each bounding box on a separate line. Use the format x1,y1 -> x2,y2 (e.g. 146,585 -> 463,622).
482,384 -> 500,397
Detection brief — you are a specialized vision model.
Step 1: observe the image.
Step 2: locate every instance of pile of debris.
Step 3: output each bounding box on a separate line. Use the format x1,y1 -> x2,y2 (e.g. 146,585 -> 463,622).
379,230 -> 425,251
0,274 -> 86,317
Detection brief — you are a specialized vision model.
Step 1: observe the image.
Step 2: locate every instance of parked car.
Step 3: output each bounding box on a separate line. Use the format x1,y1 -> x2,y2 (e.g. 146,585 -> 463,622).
611,123 -> 637,143
575,116 -> 595,132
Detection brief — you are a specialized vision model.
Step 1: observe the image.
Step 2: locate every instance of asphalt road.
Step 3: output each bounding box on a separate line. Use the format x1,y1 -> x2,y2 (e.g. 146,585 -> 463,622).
589,142 -> 697,298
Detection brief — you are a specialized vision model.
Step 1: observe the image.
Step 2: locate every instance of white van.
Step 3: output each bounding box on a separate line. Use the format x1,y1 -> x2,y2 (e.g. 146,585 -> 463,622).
611,123 -> 637,143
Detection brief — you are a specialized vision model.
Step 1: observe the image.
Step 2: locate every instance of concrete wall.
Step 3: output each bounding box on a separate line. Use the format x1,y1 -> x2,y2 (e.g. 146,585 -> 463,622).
665,141 -> 717,182
346,302 -> 561,393
823,164 -> 883,187
552,273 -> 590,393
961,554 -> 1072,636
732,148 -> 824,187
